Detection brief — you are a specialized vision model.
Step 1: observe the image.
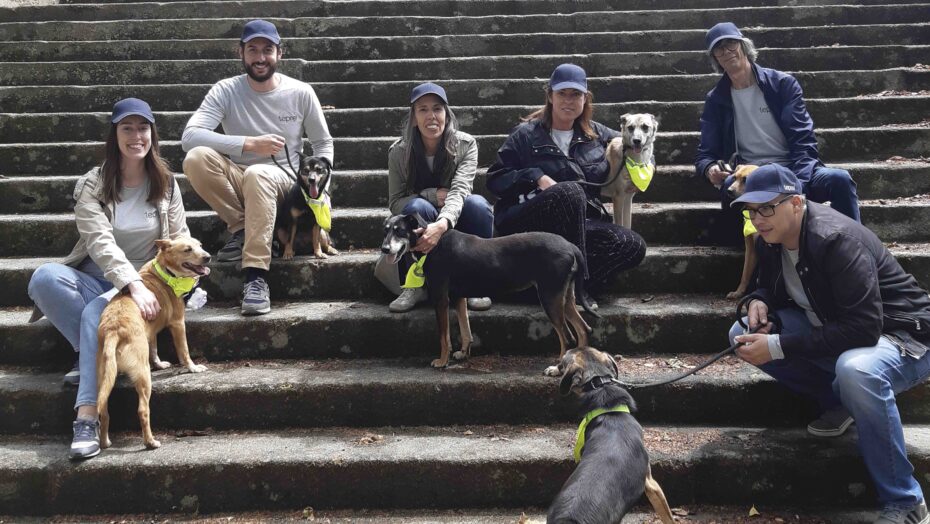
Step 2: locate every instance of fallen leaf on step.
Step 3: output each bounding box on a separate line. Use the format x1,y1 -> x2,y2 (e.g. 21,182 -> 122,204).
464,430 -> 474,435
641,295 -> 655,303
175,429 -> 212,438
749,505 -> 760,517
303,506 -> 315,520
354,433 -> 384,445
672,507 -> 691,516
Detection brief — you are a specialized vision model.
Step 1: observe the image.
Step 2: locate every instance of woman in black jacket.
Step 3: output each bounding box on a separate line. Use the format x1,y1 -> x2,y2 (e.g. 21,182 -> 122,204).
487,64 -> 646,307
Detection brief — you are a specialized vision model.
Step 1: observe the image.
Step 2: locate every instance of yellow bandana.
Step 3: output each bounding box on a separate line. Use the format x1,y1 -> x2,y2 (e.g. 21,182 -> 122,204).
302,188 -> 332,232
402,255 -> 427,289
741,211 -> 758,237
573,404 -> 630,463
151,260 -> 197,297
626,157 -> 655,192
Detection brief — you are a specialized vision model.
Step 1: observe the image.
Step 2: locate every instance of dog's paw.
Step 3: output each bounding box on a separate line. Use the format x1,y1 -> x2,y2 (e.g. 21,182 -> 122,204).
544,365 -> 561,377
325,246 -> 340,256
452,350 -> 468,361
101,437 -> 112,449
726,289 -> 746,300
145,439 -> 161,450
188,363 -> 207,373
314,251 -> 328,259
431,358 -> 449,369
283,248 -> 295,260
152,360 -> 172,370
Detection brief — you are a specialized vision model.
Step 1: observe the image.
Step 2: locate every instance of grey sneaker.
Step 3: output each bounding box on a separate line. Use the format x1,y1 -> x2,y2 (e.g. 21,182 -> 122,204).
241,277 -> 271,316
467,297 -> 492,311
875,501 -> 930,524
63,361 -> 80,386
217,229 -> 245,262
69,418 -> 100,460
389,287 -> 427,313
807,405 -> 854,437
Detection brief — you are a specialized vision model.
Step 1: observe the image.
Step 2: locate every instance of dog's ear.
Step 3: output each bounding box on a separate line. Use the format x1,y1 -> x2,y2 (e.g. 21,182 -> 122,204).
154,239 -> 172,252
619,113 -> 631,129
649,114 -> 659,133
608,353 -> 620,378
560,366 -> 582,396
412,213 -> 429,230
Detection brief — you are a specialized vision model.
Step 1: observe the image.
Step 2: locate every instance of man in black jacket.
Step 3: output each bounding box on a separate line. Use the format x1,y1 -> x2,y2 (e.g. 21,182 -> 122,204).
728,163 -> 930,524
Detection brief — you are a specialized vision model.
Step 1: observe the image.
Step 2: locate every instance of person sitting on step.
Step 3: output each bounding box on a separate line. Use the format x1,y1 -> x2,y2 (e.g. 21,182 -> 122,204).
27,98 -> 190,461
181,19 -> 334,316
383,82 -> 494,313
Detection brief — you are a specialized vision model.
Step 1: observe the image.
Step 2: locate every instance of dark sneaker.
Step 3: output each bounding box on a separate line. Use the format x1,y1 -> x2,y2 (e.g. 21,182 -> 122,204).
875,501 -> 930,524
217,230 -> 245,262
63,361 -> 80,386
241,277 -> 271,316
69,418 -> 100,460
807,405 -> 855,437
467,297 -> 492,311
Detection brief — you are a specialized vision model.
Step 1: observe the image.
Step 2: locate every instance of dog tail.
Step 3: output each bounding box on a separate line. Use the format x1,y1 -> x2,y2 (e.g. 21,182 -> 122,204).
572,245 -> 601,319
96,332 -> 119,406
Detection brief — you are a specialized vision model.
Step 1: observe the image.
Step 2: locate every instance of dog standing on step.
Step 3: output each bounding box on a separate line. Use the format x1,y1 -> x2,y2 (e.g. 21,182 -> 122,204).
550,346 -> 674,524
380,213 -> 598,372
96,236 -> 211,451
275,154 -> 339,260
725,164 -> 760,299
601,113 -> 658,228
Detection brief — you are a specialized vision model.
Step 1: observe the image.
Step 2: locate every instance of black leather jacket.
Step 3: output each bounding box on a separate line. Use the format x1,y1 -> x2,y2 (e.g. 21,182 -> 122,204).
486,120 -> 620,226
748,201 -> 930,358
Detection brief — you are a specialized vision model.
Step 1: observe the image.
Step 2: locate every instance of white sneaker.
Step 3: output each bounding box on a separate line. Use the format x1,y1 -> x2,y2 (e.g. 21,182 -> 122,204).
389,287 -> 427,313
875,501 -> 930,524
467,297 -> 492,311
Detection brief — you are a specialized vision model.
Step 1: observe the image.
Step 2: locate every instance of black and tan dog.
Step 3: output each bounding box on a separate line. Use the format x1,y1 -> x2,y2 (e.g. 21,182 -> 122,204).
275,154 -> 339,260
380,213 -> 598,372
551,346 -> 674,524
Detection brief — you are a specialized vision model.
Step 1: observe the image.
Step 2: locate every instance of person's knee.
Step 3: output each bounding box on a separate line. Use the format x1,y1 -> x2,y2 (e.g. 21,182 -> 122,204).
462,195 -> 492,217
182,146 -> 221,176
833,351 -> 880,401
401,197 -> 438,219
28,263 -> 64,302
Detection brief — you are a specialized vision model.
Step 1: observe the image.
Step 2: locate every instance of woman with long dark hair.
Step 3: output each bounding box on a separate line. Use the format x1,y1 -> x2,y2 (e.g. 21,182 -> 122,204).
487,64 -> 647,308
27,98 -> 189,460
384,83 -> 494,312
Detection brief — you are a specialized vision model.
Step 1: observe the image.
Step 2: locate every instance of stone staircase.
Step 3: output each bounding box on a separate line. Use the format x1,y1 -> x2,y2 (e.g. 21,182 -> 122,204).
1,0 -> 930,520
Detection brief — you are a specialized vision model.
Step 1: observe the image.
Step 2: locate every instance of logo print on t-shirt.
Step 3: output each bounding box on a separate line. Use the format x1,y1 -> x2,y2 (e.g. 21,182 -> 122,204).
279,114 -> 299,123
759,106 -> 770,114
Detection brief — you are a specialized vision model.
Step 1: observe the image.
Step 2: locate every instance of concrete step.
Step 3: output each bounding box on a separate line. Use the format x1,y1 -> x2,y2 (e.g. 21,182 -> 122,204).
2,126 -> 928,174
3,69 -> 927,112
0,424 -> 927,514
3,199 -> 929,258
5,161 -> 927,214
4,96 -> 929,145
4,354 -> 930,435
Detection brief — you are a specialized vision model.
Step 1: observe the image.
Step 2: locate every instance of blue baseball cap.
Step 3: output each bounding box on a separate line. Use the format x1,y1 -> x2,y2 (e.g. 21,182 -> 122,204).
706,22 -> 744,52
241,19 -> 281,45
410,82 -> 448,104
549,63 -> 587,93
110,98 -> 155,124
731,164 -> 802,207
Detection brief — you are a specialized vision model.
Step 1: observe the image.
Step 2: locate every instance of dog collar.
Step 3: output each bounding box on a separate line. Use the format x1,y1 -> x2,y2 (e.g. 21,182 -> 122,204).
625,157 -> 655,192
152,259 -> 197,297
573,404 -> 631,463
301,188 -> 332,232
402,254 -> 427,289
582,375 -> 621,392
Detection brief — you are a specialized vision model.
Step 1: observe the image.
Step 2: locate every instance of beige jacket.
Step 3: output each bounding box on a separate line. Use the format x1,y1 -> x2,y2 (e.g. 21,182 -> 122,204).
387,130 -> 478,228
29,167 -> 190,322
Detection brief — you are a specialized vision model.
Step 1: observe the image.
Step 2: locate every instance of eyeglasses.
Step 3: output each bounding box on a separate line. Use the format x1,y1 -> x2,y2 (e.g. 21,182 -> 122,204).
712,40 -> 741,57
742,195 -> 794,219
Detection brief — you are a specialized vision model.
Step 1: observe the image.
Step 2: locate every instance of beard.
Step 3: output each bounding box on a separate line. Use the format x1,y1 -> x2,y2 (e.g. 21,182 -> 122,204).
243,59 -> 276,83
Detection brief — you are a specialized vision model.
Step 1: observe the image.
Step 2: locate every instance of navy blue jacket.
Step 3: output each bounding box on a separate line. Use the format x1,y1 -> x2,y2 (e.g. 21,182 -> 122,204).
694,64 -> 822,185
487,120 -> 620,225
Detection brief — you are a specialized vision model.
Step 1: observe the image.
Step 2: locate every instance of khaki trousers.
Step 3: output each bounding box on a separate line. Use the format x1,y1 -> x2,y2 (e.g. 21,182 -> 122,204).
183,146 -> 292,270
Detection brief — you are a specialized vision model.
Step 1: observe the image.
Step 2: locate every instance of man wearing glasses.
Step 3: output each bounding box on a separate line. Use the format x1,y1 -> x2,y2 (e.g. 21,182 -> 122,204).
728,163 -> 930,524
694,22 -> 860,243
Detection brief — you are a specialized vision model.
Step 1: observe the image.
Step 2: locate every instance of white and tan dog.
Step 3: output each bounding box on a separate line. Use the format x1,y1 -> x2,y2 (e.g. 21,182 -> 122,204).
601,113 -> 658,228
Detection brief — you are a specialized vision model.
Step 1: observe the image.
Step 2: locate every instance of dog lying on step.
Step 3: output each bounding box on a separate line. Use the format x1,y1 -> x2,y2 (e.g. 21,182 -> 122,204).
275,154 -> 339,260
96,236 -> 211,451
725,164 -> 760,299
380,213 -> 598,372
601,113 -> 658,229
550,346 -> 674,524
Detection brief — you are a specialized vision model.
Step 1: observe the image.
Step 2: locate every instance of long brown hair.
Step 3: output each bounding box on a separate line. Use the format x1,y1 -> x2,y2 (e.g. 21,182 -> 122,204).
98,121 -> 172,206
522,87 -> 597,140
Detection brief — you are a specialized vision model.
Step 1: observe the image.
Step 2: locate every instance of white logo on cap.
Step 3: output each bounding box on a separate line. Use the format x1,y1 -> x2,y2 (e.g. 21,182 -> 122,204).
784,185 -> 795,191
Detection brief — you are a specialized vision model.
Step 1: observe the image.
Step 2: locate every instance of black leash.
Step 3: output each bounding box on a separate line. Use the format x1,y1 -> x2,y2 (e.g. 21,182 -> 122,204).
573,145 -> 627,189
271,143 -> 299,182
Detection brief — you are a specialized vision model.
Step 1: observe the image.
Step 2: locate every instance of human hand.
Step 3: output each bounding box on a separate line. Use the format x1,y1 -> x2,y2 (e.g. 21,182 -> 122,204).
244,134 -> 286,157
734,333 -> 773,366
128,281 -> 160,321
537,175 -> 557,190
747,299 -> 772,334
413,220 -> 450,254
706,164 -> 727,188
436,188 -> 449,208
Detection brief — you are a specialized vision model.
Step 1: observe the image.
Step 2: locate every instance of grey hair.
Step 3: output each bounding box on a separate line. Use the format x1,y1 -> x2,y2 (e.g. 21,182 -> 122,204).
400,102 -> 459,172
709,37 -> 759,73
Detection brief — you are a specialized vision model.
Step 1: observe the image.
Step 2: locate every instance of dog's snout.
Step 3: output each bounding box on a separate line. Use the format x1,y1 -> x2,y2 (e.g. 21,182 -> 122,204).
633,138 -> 642,145
202,254 -> 212,263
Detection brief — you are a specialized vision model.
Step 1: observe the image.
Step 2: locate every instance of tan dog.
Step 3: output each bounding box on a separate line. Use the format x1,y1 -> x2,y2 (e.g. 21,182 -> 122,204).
602,113 -> 658,228
96,236 -> 211,451
726,164 -> 760,299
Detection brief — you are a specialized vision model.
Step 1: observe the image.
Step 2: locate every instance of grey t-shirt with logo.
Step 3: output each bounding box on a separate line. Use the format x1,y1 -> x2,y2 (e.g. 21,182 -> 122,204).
731,84 -> 792,166
78,181 -> 159,278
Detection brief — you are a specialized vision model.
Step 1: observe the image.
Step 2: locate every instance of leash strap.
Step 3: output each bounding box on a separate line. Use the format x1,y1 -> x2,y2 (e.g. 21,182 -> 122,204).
151,259 -> 197,297
573,404 -> 630,463
271,144 -> 299,182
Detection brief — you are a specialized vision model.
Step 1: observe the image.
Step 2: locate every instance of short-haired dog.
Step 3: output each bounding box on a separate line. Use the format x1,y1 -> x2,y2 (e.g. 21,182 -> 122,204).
725,164 -> 760,299
380,213 -> 598,373
550,346 -> 674,524
96,236 -> 211,451
275,154 -> 339,260
601,113 -> 658,228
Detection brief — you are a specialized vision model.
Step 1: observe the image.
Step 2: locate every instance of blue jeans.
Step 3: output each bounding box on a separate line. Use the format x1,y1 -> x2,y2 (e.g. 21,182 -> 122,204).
721,165 -> 860,222
28,263 -> 116,410
401,194 -> 494,239
729,307 -> 930,507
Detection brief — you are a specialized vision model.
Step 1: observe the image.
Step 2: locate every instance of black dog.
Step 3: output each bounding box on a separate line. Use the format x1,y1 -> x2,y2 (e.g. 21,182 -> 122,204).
551,346 -> 674,524
380,213 -> 598,371
274,154 -> 338,260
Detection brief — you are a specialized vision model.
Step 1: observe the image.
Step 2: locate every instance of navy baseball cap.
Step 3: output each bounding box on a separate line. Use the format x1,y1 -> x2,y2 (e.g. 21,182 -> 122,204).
706,22 -> 744,52
549,63 -> 587,93
241,19 -> 281,45
410,82 -> 448,104
731,164 -> 801,207
110,98 -> 155,124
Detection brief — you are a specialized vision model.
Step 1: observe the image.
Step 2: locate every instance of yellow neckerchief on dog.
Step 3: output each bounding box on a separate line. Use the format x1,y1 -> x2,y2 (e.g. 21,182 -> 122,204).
573,404 -> 631,463
741,210 -> 758,237
626,157 -> 655,192
301,188 -> 332,232
402,254 -> 427,288
151,260 -> 197,297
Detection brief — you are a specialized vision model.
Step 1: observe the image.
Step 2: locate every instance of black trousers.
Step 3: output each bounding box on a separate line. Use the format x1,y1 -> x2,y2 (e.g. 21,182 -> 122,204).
495,182 -> 647,292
